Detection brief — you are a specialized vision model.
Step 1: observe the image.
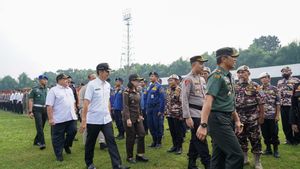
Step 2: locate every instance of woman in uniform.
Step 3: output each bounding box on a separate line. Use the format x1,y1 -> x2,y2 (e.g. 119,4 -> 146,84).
123,74 -> 149,163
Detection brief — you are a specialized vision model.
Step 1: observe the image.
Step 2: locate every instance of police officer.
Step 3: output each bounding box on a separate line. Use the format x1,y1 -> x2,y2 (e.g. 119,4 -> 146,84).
182,55 -> 211,169
197,47 -> 244,169
28,75 -> 49,150
165,74 -> 184,155
123,74 -> 149,163
291,82 -> 300,144
146,72 -> 165,148
80,63 -> 129,169
235,65 -> 264,169
259,72 -> 280,158
114,77 -> 125,140
277,66 -> 300,145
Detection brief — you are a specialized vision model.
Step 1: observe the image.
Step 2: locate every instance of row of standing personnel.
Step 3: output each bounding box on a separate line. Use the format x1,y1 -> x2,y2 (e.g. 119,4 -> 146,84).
2,47 -> 300,169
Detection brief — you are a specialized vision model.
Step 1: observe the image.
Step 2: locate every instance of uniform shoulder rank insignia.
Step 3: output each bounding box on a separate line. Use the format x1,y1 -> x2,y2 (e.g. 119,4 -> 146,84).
216,69 -> 221,73
152,86 -> 157,91
214,74 -> 221,79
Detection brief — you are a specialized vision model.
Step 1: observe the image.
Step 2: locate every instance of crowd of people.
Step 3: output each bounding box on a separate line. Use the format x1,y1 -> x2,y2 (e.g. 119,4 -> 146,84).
1,47 -> 300,169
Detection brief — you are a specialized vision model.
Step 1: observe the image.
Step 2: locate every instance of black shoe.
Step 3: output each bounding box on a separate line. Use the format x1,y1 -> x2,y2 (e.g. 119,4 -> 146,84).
126,158 -> 136,164
155,143 -> 161,148
175,148 -> 182,155
274,151 -> 280,158
56,156 -> 63,162
263,149 -> 272,155
33,142 -> 40,146
116,135 -> 125,140
285,140 -> 292,145
167,146 -> 177,153
116,165 -> 130,169
148,142 -> 156,148
64,146 -> 71,154
87,163 -> 96,169
100,143 -> 107,150
136,155 -> 149,162
39,144 -> 46,150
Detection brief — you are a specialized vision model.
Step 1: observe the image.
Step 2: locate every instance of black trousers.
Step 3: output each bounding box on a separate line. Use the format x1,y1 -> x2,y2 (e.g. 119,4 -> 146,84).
167,117 -> 184,149
85,122 -> 122,169
124,120 -> 146,158
17,102 -> 23,114
13,100 -> 17,113
114,110 -> 125,136
51,120 -> 77,158
33,107 -> 48,145
142,109 -> 148,133
261,119 -> 280,146
281,106 -> 296,143
188,117 -> 211,166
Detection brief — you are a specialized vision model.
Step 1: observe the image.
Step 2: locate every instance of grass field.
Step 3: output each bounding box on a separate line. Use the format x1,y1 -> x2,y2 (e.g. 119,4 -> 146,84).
0,110 -> 300,169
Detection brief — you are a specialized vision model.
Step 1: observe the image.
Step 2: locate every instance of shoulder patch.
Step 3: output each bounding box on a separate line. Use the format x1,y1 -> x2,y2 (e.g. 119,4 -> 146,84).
214,74 -> 221,79
185,79 -> 191,86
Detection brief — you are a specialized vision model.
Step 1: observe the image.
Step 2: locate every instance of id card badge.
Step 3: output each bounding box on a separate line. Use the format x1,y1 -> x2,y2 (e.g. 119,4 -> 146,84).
151,94 -> 154,99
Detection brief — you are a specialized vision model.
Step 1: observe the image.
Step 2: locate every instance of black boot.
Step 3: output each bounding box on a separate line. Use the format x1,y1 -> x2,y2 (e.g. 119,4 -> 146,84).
148,137 -> 157,148
155,137 -> 162,148
263,144 -> 272,155
188,158 -> 198,169
273,145 -> 280,158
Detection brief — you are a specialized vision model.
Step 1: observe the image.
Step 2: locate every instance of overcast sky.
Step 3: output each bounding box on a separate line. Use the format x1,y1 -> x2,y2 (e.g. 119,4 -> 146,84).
0,0 -> 300,79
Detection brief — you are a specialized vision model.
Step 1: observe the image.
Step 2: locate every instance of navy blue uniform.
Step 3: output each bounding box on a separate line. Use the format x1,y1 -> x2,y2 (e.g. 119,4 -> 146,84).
113,87 -> 125,137
146,82 -> 165,146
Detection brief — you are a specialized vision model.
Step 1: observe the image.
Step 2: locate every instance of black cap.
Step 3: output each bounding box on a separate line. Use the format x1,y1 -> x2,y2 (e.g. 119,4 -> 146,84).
149,72 -> 159,77
129,74 -> 143,81
190,55 -> 208,63
216,47 -> 239,57
96,63 -> 112,71
56,73 -> 68,82
115,77 -> 124,82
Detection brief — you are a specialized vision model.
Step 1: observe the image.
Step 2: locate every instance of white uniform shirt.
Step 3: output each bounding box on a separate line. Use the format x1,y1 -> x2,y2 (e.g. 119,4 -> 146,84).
85,77 -> 112,125
10,93 -> 15,101
17,93 -> 23,103
46,84 -> 78,124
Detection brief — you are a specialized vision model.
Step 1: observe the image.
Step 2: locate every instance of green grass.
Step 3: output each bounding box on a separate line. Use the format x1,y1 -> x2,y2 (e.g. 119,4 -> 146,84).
0,110 -> 300,169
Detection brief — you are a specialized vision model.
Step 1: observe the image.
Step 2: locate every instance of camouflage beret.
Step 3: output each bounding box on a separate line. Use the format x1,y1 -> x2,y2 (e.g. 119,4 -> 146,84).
237,65 -> 250,73
203,67 -> 211,73
259,72 -> 270,79
168,74 -> 179,80
281,66 -> 291,72
216,47 -> 239,57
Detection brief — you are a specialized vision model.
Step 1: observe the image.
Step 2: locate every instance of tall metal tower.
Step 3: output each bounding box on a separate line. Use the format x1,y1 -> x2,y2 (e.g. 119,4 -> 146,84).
122,9 -> 132,74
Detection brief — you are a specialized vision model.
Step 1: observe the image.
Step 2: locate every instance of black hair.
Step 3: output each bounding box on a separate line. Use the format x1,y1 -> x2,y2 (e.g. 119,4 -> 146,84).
127,81 -> 134,89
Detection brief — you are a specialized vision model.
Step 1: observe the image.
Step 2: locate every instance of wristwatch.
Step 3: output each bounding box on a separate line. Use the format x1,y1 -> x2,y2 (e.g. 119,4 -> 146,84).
200,123 -> 208,128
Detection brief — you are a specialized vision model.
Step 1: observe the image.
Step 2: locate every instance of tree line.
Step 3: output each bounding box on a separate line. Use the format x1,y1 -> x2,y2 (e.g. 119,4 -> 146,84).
1,35 -> 299,90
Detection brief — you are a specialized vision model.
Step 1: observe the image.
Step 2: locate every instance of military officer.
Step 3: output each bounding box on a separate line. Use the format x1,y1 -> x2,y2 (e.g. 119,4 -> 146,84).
259,72 -> 280,158
197,47 -> 244,169
277,66 -> 300,145
165,74 -> 184,155
28,75 -> 49,150
182,55 -> 211,169
235,65 -> 265,169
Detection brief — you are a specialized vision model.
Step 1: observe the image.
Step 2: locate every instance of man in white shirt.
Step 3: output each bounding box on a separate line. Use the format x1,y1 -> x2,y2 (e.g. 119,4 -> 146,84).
46,73 -> 78,162
80,63 -> 129,169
